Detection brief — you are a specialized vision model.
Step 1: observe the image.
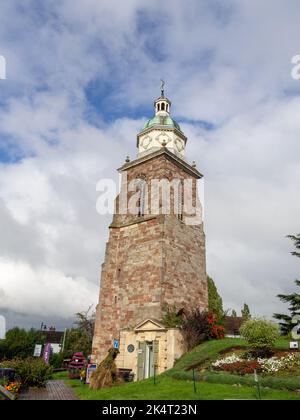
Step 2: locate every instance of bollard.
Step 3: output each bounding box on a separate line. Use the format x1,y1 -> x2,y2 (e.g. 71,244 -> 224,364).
254,370 -> 262,400
192,368 -> 197,393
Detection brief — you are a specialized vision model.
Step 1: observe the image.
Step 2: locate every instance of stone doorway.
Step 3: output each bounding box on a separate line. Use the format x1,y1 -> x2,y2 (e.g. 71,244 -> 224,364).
116,319 -> 185,381
137,340 -> 158,380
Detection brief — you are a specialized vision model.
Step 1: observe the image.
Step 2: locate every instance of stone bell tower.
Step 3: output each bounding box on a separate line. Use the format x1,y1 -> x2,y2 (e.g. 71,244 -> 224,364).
92,84 -> 208,377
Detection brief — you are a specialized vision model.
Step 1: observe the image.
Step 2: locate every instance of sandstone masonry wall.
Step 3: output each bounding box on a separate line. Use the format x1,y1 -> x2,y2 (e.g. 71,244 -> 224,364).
92,151 -> 207,363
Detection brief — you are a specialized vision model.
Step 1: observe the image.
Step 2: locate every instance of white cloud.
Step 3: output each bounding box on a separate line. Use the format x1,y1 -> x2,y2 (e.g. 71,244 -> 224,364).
0,257 -> 97,317
185,97 -> 300,315
0,0 -> 300,324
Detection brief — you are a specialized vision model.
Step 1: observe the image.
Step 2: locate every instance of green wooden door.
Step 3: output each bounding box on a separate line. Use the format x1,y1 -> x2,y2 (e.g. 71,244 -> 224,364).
149,343 -> 154,377
153,340 -> 159,374
137,341 -> 146,381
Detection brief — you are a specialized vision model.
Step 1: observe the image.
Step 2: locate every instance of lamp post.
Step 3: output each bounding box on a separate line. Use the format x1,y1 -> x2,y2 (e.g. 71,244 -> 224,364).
40,322 -> 47,331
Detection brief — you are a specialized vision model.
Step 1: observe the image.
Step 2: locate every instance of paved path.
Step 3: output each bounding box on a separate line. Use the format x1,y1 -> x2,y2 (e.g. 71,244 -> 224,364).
19,380 -> 79,400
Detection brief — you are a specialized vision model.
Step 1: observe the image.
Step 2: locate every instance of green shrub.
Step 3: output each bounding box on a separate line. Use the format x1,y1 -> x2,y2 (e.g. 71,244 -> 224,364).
0,357 -> 53,389
181,310 -> 211,351
49,353 -> 65,369
240,319 -> 279,352
162,305 -> 183,328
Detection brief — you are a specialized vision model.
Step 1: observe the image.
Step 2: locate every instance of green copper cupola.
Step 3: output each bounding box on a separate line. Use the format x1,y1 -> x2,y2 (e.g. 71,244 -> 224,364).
137,82 -> 187,159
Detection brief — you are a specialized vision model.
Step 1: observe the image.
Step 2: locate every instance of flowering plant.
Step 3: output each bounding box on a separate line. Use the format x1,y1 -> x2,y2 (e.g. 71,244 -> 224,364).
207,313 -> 225,339
212,354 -> 243,367
212,355 -> 261,375
5,382 -> 21,395
212,352 -> 300,375
258,353 -> 300,373
80,369 -> 87,382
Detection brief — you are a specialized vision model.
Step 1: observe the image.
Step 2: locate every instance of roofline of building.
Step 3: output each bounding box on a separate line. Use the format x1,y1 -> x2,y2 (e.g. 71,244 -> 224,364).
118,147 -> 203,179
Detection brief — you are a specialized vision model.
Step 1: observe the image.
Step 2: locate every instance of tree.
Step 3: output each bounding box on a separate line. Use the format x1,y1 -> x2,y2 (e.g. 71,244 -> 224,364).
207,276 -> 223,322
0,328 -> 45,361
274,234 -> 300,334
231,309 -> 237,317
241,303 -> 251,320
74,307 -> 95,345
64,308 -> 95,357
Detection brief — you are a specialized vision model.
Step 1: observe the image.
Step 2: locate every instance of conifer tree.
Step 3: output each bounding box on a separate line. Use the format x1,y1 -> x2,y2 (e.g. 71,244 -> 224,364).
274,234 -> 300,334
241,303 -> 251,320
207,276 -> 223,321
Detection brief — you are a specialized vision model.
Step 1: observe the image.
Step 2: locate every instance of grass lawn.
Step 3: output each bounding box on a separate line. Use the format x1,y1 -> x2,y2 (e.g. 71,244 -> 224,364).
53,337 -> 300,400
53,371 -> 300,400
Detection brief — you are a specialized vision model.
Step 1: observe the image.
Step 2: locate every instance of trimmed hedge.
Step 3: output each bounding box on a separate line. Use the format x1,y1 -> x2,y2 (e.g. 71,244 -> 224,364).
172,369 -> 300,391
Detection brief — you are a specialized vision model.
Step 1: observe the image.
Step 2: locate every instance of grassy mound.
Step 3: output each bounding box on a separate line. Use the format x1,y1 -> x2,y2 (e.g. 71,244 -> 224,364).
166,337 -> 300,391
53,337 -> 300,400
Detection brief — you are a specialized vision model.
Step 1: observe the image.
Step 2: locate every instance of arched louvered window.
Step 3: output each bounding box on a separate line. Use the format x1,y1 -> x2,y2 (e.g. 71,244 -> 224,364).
138,180 -> 146,217
177,182 -> 183,221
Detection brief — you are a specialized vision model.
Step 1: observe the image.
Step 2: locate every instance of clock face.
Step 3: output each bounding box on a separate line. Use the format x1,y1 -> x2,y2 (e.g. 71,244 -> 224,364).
140,136 -> 151,149
156,133 -> 170,146
175,138 -> 184,152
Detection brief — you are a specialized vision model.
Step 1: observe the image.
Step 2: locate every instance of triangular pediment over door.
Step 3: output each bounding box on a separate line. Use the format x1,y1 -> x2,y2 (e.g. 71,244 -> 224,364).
134,319 -> 166,332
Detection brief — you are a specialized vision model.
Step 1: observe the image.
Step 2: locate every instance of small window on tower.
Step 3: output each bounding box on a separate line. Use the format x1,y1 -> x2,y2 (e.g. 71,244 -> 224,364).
138,194 -> 144,217
161,102 -> 165,111
177,182 -> 184,221
137,181 -> 146,217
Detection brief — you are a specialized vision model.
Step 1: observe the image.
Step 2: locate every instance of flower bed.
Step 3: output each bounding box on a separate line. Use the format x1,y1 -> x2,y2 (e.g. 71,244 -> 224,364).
212,355 -> 262,375
212,351 -> 300,376
5,381 -> 21,395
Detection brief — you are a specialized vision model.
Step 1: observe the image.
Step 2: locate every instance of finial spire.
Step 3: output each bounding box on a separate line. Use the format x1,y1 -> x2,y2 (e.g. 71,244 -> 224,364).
160,79 -> 165,97
154,81 -> 171,116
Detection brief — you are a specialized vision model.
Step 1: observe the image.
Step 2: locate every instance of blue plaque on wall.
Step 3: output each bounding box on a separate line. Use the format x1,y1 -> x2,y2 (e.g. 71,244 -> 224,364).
127,344 -> 135,353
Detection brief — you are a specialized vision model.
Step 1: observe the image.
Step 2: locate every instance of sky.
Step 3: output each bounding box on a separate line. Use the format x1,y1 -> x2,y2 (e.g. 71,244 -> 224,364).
0,0 -> 300,330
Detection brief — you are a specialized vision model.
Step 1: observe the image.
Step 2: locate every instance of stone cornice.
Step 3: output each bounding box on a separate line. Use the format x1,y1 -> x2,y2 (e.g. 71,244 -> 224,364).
109,216 -> 157,229
118,148 -> 203,179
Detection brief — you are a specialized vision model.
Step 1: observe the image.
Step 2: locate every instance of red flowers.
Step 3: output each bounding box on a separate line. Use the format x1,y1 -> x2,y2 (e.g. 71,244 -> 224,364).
214,360 -> 262,375
207,313 -> 225,339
